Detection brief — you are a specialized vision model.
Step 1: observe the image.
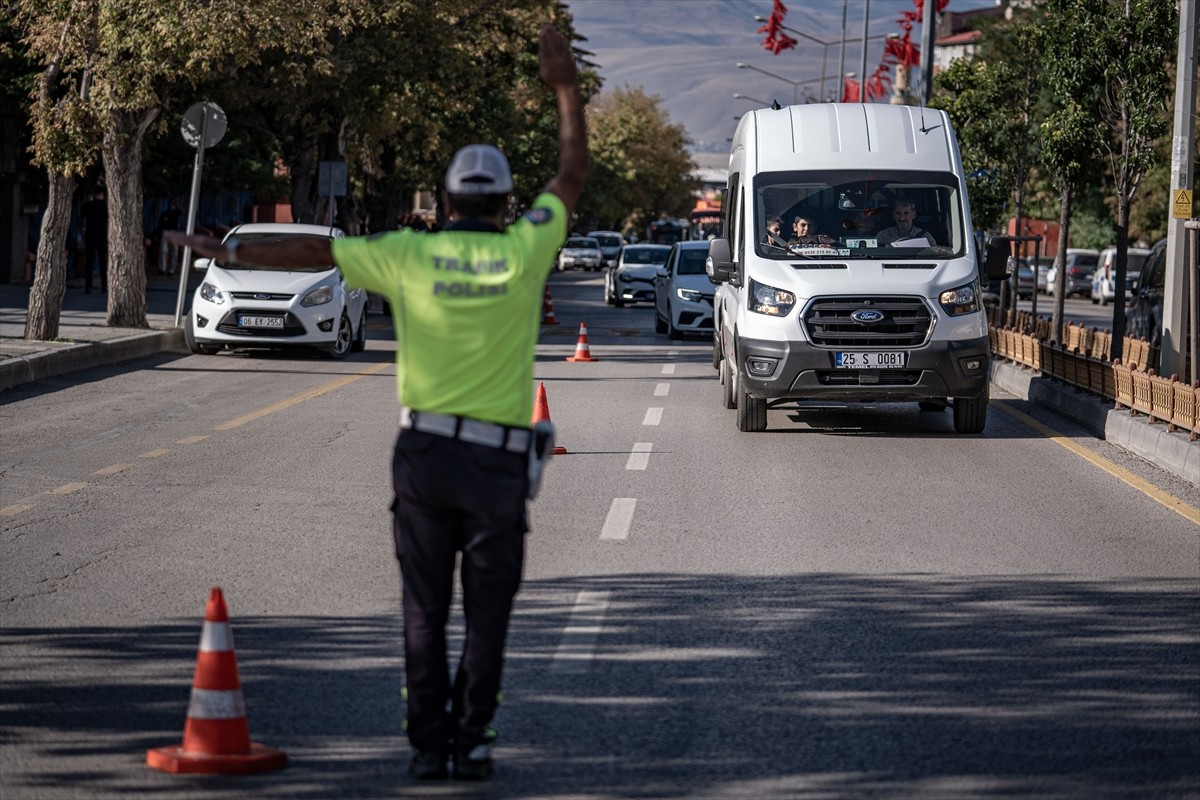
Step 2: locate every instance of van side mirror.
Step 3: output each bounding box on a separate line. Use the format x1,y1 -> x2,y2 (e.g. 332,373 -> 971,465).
983,236 -> 1011,280
706,238 -> 735,285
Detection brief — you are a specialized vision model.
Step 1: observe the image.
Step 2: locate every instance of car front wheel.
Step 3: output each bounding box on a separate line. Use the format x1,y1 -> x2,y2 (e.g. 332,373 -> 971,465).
185,312 -> 218,355
324,312 -> 353,360
350,308 -> 367,352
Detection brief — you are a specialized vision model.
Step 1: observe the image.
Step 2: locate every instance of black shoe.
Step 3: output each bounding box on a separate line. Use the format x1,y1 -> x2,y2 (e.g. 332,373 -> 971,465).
453,744 -> 493,780
409,751 -> 449,780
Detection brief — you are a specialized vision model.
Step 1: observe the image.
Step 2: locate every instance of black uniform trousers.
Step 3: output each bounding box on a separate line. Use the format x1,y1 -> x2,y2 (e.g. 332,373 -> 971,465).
390,428 -> 528,756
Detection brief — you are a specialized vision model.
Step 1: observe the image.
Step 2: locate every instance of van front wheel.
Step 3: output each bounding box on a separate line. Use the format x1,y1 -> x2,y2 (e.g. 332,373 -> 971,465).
736,377 -> 767,432
953,388 -> 988,434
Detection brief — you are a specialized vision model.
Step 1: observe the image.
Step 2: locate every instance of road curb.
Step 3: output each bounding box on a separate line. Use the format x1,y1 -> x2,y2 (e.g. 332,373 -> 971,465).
0,329 -> 186,392
991,359 -> 1198,487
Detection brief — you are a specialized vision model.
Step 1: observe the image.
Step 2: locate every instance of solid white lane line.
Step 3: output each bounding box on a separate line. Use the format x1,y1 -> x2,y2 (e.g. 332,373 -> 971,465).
551,589 -> 611,672
667,350 -> 678,358
643,407 -> 663,426
654,383 -> 669,397
626,443 -> 653,471
661,364 -> 676,375
600,498 -> 637,540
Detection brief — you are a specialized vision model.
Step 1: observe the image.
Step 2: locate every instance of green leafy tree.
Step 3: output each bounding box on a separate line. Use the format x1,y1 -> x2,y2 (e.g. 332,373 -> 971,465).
580,86 -> 697,233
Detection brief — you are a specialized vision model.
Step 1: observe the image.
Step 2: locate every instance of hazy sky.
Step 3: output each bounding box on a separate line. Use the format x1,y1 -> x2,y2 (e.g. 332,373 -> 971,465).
565,0 -> 1002,147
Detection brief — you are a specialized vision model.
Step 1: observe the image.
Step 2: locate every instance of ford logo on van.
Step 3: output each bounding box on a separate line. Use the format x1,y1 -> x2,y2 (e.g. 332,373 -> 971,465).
851,309 -> 885,324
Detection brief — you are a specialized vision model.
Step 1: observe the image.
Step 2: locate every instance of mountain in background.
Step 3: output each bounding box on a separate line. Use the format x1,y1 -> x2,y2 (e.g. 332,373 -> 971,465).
566,0 -> 1001,150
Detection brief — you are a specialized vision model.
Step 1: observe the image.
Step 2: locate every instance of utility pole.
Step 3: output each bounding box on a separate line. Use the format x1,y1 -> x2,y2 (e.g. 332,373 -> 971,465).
920,0 -> 937,104
1161,0 -> 1197,379
859,0 -> 870,100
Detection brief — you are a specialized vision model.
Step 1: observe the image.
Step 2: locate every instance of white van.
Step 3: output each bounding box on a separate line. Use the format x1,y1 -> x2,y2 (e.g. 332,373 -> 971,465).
706,103 -> 1009,433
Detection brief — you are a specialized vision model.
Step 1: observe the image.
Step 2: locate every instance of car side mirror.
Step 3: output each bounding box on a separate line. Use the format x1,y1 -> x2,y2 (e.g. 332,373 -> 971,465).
983,236 -> 1011,280
706,238 -> 735,285
194,257 -> 213,271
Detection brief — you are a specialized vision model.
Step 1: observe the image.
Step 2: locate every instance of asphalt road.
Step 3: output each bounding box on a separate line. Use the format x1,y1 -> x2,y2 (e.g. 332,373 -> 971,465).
2,271 -> 1198,799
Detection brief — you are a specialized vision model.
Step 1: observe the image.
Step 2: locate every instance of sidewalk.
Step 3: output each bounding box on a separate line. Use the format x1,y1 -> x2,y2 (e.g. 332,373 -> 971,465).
0,273 -> 192,391
1,276 -> 1196,486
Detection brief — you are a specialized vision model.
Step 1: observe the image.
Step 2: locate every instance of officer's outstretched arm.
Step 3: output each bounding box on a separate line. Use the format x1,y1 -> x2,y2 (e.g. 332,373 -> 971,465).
538,25 -> 587,217
163,230 -> 334,269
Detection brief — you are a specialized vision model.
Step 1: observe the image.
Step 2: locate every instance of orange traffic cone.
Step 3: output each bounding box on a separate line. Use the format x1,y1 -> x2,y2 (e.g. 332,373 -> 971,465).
565,321 -> 597,362
541,286 -> 558,325
532,381 -> 568,454
147,588 -> 287,775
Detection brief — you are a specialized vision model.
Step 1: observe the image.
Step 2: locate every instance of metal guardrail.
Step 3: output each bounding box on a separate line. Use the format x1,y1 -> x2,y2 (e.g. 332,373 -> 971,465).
987,307 -> 1199,440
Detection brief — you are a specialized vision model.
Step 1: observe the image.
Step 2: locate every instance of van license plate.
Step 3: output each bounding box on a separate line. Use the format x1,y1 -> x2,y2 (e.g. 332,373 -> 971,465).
239,315 -> 284,329
835,351 -> 908,369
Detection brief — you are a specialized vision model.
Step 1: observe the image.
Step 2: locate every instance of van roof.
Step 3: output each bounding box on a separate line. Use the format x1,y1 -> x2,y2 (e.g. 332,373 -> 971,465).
739,103 -> 957,173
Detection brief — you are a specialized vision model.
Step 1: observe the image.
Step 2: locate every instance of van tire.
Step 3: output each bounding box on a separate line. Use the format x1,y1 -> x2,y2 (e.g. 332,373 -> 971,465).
953,388 -> 988,434
720,357 -> 736,409
735,374 -> 767,431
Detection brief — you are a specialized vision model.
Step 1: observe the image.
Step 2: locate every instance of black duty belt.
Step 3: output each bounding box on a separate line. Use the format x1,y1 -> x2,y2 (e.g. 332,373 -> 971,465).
400,407 -> 531,453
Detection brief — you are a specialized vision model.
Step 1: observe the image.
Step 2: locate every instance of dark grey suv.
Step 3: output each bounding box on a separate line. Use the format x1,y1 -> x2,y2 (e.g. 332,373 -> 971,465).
1125,238 -> 1166,346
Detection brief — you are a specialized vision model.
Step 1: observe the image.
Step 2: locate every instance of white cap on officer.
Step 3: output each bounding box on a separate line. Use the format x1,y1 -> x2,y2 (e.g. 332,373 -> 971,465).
445,144 -> 513,195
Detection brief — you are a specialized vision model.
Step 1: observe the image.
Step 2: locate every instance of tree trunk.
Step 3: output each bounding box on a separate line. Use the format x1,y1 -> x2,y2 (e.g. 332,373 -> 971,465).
102,108 -> 157,328
24,171 -> 76,341
1110,195 -> 1131,358
1050,184 -> 1071,345
289,145 -> 317,224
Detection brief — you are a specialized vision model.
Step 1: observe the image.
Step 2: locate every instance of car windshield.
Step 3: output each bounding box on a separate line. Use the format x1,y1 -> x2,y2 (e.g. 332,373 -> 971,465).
565,237 -> 599,249
677,248 -> 708,275
591,233 -> 623,248
622,247 -> 669,265
754,169 -> 964,259
220,233 -> 336,272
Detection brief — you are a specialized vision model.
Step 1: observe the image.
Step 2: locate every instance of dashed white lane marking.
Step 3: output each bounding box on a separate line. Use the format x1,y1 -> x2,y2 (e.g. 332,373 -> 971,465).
94,463 -> 133,476
642,407 -> 663,426
139,448 -> 171,459
600,498 -> 637,540
0,504 -> 35,517
667,350 -> 678,358
47,482 -> 87,495
551,589 -> 611,672
661,364 -> 676,375
177,435 -> 208,445
626,443 -> 653,471
654,383 -> 669,397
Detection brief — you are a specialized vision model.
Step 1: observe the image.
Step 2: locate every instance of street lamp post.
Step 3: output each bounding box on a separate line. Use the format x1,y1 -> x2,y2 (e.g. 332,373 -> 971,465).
729,62 -> 825,106
733,92 -> 772,107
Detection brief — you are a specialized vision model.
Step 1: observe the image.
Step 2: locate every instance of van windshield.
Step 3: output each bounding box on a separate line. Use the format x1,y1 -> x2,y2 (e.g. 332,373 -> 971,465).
754,169 -> 965,260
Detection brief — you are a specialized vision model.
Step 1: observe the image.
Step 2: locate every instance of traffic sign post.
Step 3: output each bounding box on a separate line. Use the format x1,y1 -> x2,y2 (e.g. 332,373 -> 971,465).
175,102 -> 227,328
318,161 -> 347,228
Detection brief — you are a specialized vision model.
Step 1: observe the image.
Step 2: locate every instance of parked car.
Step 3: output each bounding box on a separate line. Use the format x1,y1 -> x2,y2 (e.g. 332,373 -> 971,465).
1125,238 -> 1167,346
1016,262 -> 1036,299
1091,246 -> 1150,305
588,230 -> 625,269
556,236 -> 603,271
1044,248 -> 1100,297
653,240 -> 715,339
1029,256 -> 1054,293
605,243 -> 671,306
186,223 -> 368,359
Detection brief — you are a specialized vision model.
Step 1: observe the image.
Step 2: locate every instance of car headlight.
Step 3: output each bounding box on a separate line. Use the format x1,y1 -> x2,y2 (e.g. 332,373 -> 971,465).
749,278 -> 795,316
301,285 -> 333,307
677,287 -> 703,302
939,282 -> 980,316
618,273 -> 634,283
199,282 -> 225,305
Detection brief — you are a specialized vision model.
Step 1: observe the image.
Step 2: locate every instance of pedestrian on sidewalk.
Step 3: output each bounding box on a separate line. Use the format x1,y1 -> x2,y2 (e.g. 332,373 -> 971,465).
165,23 -> 586,783
79,188 -> 108,293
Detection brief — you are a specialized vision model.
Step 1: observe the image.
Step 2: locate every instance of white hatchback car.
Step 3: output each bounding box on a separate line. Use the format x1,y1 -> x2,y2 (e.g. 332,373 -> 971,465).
186,223 -> 368,359
653,240 -> 715,340
1090,246 -> 1149,306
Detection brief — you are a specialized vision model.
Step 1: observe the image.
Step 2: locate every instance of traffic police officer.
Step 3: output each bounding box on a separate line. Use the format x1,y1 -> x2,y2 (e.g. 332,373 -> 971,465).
165,24 -> 587,781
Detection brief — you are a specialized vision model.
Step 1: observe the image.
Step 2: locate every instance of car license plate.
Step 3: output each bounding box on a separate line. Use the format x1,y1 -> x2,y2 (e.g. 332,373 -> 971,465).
239,315 -> 284,329
835,351 -> 908,369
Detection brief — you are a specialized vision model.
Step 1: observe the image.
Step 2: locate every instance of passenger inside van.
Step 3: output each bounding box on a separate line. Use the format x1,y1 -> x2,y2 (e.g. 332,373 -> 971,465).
788,216 -> 835,247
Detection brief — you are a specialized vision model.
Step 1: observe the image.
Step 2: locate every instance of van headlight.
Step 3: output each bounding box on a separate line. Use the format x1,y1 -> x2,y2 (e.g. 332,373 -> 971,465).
749,278 -> 795,316
939,283 -> 979,316
199,282 -> 225,305
301,286 -> 333,307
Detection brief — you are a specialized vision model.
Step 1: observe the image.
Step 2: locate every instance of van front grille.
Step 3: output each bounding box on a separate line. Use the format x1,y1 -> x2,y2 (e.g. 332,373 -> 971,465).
803,296 -> 932,347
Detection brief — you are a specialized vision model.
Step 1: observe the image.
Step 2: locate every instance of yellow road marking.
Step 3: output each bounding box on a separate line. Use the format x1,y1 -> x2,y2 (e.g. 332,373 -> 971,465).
94,463 -> 133,476
0,503 -> 35,517
177,435 -> 208,445
47,482 -> 88,495
212,362 -> 390,431
139,448 -> 171,459
994,400 -> 1200,525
